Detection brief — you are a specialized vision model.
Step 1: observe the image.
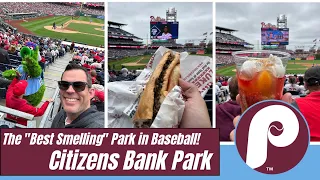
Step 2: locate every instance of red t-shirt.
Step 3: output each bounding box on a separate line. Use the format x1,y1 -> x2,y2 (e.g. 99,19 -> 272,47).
94,90 -> 104,102
91,76 -> 97,84
83,63 -> 91,69
295,91 -> 320,141
221,81 -> 228,86
6,78 -> 49,126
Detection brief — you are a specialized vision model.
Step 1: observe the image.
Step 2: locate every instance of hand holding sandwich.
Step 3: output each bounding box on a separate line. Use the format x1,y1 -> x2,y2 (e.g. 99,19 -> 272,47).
133,50 -> 211,128
179,79 -> 211,128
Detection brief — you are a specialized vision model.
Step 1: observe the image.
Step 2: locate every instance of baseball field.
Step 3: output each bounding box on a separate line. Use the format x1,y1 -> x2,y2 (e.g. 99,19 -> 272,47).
109,54 -> 213,70
8,16 -> 104,46
216,60 -> 320,77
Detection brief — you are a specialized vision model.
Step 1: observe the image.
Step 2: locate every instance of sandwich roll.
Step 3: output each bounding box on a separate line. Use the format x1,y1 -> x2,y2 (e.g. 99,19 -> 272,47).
133,51 -> 181,128
167,64 -> 180,93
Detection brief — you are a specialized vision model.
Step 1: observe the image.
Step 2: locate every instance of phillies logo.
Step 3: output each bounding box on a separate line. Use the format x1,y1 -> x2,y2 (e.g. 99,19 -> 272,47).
235,100 -> 309,174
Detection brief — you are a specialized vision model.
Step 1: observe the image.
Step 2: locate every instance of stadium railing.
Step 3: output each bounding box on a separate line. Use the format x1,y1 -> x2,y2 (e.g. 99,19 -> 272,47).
0,86 -> 59,128
38,86 -> 60,128
0,105 -> 35,128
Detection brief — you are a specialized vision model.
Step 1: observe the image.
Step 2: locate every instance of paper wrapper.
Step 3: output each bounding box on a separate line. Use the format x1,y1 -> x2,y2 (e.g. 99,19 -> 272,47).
108,46 -> 213,128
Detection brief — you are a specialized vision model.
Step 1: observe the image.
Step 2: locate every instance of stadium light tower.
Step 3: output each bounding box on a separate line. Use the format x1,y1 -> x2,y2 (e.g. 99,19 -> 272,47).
166,7 -> 177,22
277,14 -> 287,28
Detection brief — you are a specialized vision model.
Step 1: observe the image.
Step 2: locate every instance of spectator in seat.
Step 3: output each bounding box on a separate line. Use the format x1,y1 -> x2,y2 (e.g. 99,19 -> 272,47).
93,53 -> 102,63
0,43 -> 11,64
70,42 -> 75,52
83,61 -> 91,70
81,53 -> 89,64
298,76 -> 304,86
45,49 -> 52,63
92,88 -> 104,112
221,77 -> 229,86
6,72 -> 53,126
91,59 -> 102,69
91,70 -> 98,84
121,65 -> 129,77
96,63 -> 105,85
292,66 -> 320,141
284,76 -> 302,95
216,76 -> 241,141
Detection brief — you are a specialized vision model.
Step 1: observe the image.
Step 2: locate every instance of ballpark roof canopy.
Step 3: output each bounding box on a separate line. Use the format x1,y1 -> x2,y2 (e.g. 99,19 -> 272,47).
216,26 -> 238,32
108,21 -> 127,27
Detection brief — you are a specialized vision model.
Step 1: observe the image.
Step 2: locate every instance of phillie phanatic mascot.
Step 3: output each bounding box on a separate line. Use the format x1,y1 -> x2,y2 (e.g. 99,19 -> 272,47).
2,46 -> 45,106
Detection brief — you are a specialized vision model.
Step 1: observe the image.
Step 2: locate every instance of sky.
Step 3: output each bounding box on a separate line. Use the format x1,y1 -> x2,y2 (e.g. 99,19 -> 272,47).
108,2 -> 213,45
216,3 -> 320,50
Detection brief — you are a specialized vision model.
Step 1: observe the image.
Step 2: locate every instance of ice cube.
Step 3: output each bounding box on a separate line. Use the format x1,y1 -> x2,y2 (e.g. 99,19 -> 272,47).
254,59 -> 264,72
274,56 -> 283,66
240,60 -> 257,80
274,64 -> 285,77
268,54 -> 276,63
268,54 -> 283,66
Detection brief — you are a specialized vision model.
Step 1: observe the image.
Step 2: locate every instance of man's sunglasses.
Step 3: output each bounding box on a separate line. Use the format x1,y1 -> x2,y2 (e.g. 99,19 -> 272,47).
58,81 -> 89,92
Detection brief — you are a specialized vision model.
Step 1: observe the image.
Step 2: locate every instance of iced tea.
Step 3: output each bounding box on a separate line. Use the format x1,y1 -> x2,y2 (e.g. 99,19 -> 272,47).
233,51 -> 290,112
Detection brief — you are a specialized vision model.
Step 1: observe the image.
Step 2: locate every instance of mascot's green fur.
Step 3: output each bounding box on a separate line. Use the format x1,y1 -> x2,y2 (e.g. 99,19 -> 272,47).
3,46 -> 45,106
24,84 -> 46,106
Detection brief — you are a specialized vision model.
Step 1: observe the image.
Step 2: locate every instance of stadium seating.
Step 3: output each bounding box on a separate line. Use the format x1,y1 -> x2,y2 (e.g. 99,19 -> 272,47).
0,2 -> 104,16
216,32 -> 246,43
108,27 -> 135,37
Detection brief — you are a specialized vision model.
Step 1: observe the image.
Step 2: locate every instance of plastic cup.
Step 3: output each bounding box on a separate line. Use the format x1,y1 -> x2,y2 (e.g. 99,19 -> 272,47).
232,50 -> 290,112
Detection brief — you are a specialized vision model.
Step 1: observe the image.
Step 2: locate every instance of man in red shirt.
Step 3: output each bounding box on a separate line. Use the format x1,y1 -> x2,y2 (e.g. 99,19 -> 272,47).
292,66 -> 320,141
6,72 -> 53,126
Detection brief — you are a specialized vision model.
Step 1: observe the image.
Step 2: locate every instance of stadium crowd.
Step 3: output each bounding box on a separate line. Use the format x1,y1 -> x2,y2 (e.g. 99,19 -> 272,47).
108,49 -> 146,59
216,54 -> 234,65
0,19 -> 105,127
109,39 -> 143,45
108,27 -> 134,37
292,53 -> 314,59
216,44 -> 250,51
216,32 -> 246,43
0,2 -> 103,16
108,67 -> 140,82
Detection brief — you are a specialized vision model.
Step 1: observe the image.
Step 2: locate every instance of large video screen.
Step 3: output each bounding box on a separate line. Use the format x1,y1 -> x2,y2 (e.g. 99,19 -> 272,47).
261,28 -> 289,45
150,22 -> 179,39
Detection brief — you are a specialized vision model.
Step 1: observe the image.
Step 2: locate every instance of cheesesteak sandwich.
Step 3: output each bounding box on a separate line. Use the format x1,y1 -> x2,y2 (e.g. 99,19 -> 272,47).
133,51 -> 181,128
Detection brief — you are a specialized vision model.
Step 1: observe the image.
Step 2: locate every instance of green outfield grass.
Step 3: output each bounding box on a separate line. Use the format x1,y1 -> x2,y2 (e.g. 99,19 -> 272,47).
216,60 -> 320,77
139,55 -> 153,64
109,54 -> 212,71
20,16 -> 104,46
67,23 -> 104,36
108,56 -> 147,70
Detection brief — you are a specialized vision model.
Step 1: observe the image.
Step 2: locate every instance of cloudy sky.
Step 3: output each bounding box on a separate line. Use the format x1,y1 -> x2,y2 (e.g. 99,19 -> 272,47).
108,2 -> 213,44
216,3 -> 320,50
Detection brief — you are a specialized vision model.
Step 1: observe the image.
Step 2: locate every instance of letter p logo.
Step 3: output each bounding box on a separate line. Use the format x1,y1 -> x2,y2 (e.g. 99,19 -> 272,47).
235,100 -> 309,174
